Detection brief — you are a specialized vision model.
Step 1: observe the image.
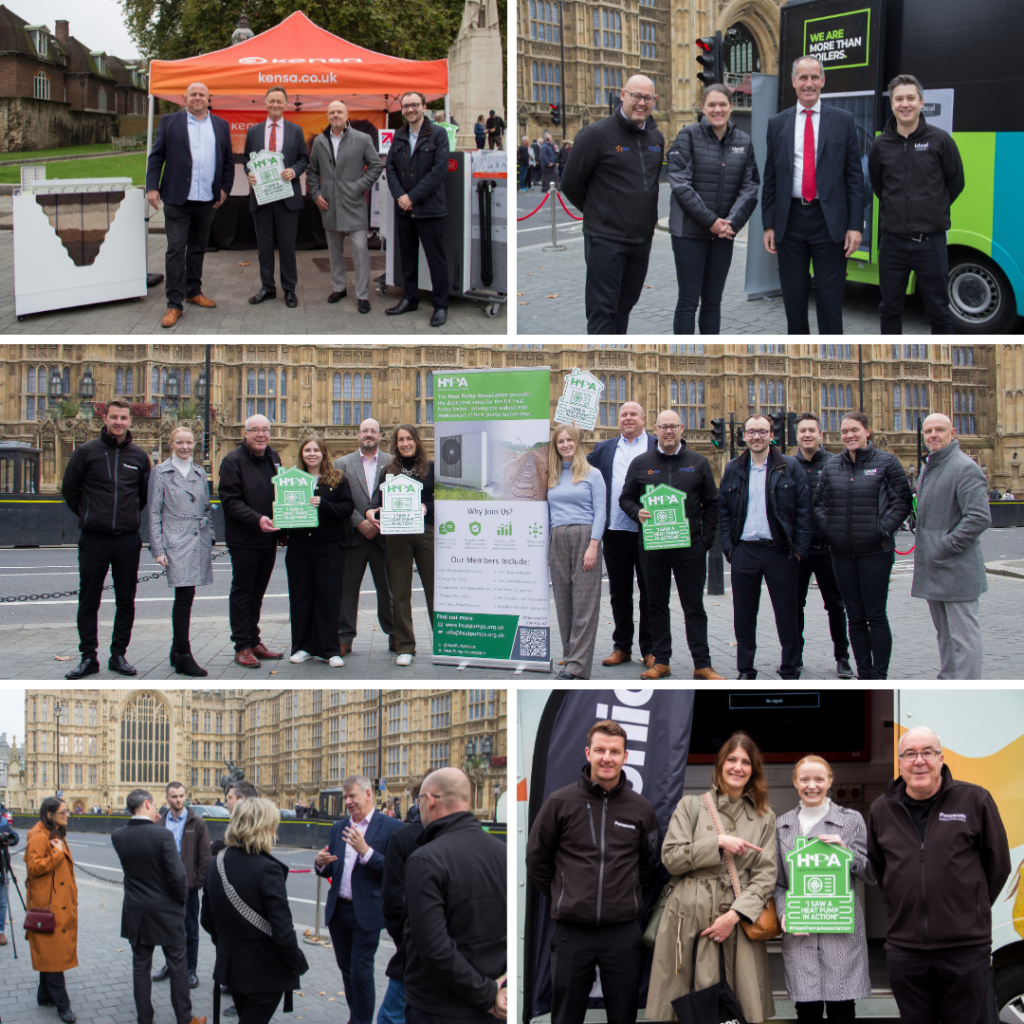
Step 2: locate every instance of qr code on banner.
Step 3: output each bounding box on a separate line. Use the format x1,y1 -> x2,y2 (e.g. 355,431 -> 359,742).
518,628 -> 549,658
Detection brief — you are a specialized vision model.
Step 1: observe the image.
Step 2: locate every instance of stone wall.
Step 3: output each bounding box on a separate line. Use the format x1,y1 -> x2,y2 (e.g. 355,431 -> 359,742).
0,96 -> 114,152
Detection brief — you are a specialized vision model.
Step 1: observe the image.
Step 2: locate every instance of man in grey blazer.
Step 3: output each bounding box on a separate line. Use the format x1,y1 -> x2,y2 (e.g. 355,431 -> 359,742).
112,788 -> 204,1024
334,418 -> 394,654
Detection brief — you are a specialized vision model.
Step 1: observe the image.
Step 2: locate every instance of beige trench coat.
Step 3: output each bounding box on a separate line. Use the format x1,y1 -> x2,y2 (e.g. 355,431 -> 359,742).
647,789 -> 776,1023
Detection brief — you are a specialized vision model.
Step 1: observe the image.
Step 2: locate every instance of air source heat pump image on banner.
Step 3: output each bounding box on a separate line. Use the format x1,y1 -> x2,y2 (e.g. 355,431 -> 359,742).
437,429 -> 489,490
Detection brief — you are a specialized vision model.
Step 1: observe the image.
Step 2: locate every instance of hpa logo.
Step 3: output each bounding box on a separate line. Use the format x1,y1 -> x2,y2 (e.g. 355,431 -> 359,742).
436,376 -> 469,388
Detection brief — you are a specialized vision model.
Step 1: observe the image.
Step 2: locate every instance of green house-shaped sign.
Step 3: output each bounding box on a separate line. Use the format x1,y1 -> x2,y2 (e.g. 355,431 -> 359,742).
272,467 -> 318,528
379,473 -> 425,535
640,483 -> 691,551
784,836 -> 856,933
554,367 -> 605,430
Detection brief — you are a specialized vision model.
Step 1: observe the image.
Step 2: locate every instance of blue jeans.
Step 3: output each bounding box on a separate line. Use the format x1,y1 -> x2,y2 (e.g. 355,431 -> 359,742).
0,880 -> 8,932
670,234 -> 735,335
376,978 -> 405,1024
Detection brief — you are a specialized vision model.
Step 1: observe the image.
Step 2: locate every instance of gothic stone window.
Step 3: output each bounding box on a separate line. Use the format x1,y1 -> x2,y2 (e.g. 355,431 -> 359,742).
120,692 -> 170,785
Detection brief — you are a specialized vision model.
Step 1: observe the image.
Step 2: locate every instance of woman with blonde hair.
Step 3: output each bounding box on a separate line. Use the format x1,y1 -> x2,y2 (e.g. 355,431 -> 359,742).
201,798 -> 308,1024
774,755 -> 875,1024
25,797 -> 79,1023
546,422 -> 606,679
648,732 -> 777,1023
284,433 -> 354,667
148,424 -> 215,675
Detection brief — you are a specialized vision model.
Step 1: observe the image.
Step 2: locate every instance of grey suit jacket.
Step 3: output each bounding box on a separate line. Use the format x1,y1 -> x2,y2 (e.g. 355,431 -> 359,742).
334,448 -> 390,549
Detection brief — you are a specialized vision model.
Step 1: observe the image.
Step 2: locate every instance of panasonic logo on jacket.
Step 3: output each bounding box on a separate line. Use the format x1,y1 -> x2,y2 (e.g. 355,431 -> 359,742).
939,812 -> 967,822
613,820 -> 636,830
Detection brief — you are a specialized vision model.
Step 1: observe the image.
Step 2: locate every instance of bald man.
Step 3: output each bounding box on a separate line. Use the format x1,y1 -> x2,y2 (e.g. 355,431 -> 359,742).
145,82 -> 234,328
911,413 -> 991,677
403,769 -> 506,1024
559,75 -> 665,334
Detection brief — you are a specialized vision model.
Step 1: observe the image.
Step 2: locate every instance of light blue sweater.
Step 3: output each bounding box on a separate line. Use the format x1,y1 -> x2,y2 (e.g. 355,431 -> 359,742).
548,462 -> 607,540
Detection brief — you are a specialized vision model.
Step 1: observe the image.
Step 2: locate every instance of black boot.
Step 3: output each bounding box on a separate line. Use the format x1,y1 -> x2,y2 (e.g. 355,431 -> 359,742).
173,640 -> 208,677
169,644 -> 178,669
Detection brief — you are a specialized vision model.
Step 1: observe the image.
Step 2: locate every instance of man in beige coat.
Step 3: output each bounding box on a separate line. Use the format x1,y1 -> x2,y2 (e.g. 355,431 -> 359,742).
307,100 -> 383,313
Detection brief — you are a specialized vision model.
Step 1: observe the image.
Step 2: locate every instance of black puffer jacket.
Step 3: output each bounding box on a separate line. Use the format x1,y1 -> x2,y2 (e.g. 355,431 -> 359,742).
385,120 -> 449,218
795,445 -> 837,550
559,107 -> 665,244
667,118 -> 760,239
814,443 -> 913,557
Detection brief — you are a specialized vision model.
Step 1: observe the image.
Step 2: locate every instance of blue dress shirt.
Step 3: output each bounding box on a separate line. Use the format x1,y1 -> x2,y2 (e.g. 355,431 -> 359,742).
740,458 -> 774,541
165,807 -> 187,854
186,111 -> 216,203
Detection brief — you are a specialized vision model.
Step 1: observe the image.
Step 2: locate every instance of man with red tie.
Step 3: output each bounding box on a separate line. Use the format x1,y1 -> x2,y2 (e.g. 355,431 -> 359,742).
245,87 -> 309,308
761,56 -> 863,334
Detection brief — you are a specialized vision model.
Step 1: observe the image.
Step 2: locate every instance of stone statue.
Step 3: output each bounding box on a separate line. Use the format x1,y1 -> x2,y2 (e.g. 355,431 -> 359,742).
219,762 -> 245,795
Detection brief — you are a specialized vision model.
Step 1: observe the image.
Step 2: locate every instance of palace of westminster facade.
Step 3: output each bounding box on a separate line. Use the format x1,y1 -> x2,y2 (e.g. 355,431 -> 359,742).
1,342 -> 1023,492
3,688 -> 507,820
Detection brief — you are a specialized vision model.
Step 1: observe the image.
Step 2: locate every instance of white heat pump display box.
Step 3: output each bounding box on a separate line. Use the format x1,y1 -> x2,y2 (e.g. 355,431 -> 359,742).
13,178 -> 146,319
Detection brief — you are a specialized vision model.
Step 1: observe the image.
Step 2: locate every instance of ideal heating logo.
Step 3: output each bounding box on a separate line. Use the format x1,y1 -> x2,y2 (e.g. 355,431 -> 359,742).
595,689 -> 653,794
436,376 -> 470,388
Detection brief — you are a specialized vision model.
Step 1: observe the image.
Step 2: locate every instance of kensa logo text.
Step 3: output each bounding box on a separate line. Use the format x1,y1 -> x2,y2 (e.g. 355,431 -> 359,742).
238,56 -> 364,64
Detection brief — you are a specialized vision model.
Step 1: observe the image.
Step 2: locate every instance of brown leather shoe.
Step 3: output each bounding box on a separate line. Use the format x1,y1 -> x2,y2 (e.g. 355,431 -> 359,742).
643,653 -> 656,669
234,648 -> 260,668
640,663 -> 671,680
601,649 -> 631,666
693,666 -> 726,680
160,308 -> 183,328
189,1017 -> 208,1024
252,642 -> 284,659
186,294 -> 216,308
0,933 -> 7,945
338,643 -> 352,656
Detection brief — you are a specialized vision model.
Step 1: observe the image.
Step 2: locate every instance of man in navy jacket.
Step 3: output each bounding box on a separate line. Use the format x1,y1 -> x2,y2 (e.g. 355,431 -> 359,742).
762,56 -> 863,334
145,82 -> 234,328
315,776 -> 403,1024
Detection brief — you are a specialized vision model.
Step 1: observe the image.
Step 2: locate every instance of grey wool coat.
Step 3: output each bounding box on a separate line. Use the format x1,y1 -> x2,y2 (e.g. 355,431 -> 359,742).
647,789 -> 776,1024
774,801 -> 875,1003
148,459 -> 215,587
306,125 -> 383,233
911,438 -> 991,602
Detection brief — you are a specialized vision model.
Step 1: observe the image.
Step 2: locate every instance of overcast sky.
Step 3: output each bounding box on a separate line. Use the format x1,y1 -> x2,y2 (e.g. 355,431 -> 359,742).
0,686 -> 26,751
29,0 -> 139,62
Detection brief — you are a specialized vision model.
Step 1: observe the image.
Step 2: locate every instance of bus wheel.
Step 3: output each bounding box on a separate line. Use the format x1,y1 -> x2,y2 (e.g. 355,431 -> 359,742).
948,253 -> 1020,333
994,963 -> 1024,1023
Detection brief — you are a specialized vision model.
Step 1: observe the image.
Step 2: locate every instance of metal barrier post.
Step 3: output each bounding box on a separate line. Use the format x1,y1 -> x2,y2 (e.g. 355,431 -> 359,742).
303,873 -> 331,947
542,182 -> 566,251
707,524 -> 725,597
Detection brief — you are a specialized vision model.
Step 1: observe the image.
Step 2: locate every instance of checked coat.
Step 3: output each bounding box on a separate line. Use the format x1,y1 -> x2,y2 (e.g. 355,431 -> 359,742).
148,459 -> 215,588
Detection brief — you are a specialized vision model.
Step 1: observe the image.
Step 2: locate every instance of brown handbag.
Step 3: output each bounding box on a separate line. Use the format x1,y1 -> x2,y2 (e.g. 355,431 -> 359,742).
702,792 -> 782,941
24,872 -> 56,933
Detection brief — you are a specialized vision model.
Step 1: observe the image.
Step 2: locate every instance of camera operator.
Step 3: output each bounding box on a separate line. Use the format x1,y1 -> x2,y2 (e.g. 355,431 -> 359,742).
0,804 -> 20,946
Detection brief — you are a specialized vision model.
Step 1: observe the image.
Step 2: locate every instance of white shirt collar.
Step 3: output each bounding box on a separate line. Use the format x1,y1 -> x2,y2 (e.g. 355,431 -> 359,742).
798,100 -> 822,116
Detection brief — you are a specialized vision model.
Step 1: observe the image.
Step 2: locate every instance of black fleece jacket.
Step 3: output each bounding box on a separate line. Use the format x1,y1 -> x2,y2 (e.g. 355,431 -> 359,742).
61,427 -> 150,534
218,441 -> 283,548
559,107 -> 665,244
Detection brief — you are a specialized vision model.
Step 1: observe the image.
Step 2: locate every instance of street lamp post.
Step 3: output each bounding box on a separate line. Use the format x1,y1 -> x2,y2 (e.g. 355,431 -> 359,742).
555,1 -> 568,144
54,701 -> 66,796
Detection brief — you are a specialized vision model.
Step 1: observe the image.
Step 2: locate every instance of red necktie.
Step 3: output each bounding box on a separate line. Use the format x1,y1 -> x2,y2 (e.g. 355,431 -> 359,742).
802,109 -> 816,202
270,120 -> 278,152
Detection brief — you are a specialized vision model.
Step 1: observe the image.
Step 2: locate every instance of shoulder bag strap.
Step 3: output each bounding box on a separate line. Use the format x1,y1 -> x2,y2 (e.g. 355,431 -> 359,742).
702,792 -> 743,902
217,850 -> 272,936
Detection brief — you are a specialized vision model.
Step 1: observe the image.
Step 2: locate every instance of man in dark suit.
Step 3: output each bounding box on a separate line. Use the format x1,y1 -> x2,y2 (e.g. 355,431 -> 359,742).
112,788 -> 205,1024
314,775 -> 403,1024
586,401 -> 657,668
334,419 -> 394,655
762,56 -> 863,334
245,86 -> 310,308
146,82 -> 234,329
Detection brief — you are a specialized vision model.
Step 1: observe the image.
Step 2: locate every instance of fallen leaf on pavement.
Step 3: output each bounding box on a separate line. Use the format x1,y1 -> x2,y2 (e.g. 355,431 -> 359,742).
546,294 -> 559,299
516,292 -> 524,296
54,655 -> 71,661
519,302 -> 529,306
319,993 -> 327,996
117,948 -> 124,952
238,261 -> 251,266
270,670 -> 279,674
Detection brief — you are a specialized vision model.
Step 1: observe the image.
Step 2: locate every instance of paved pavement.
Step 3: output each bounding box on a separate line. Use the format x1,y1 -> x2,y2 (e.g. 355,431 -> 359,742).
1,531 -> 1022,680
0,196 -> 505,336
0,864 -> 393,1024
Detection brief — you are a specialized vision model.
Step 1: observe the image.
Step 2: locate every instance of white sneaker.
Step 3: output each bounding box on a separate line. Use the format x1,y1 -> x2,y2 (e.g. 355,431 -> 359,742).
396,653 -> 413,667
328,656 -> 344,668
289,650 -> 311,664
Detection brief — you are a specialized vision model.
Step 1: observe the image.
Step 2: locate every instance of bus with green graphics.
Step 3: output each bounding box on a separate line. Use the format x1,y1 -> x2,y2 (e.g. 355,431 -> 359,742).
778,0 -> 1023,332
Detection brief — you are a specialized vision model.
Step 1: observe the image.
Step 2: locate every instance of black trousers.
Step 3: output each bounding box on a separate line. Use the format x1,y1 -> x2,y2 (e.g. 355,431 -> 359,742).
583,234 -> 652,335
77,529 -> 142,660
549,919 -> 644,1024
406,1006 -> 491,1024
172,586 -> 195,643
395,214 -> 450,309
671,234 -> 735,335
776,199 -> 848,335
638,544 -> 710,669
794,1000 -> 855,1024
830,550 -> 895,679
797,549 -> 849,662
878,231 -> 954,334
885,942 -> 991,1024
286,540 -> 345,659
38,972 -> 71,1013
253,202 -> 300,292
230,990 -> 284,1024
135,942 -> 192,1024
339,537 -> 393,644
729,541 -> 801,677
162,199 -> 216,310
228,545 -> 277,652
603,529 -> 651,659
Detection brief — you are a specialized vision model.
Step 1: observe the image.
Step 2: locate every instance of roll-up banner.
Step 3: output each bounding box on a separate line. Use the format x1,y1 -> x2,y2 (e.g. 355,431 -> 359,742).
432,366 -> 553,672
523,689 -> 696,1022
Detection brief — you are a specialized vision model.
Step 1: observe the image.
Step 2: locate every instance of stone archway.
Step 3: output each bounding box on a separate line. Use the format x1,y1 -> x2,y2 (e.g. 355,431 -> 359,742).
718,0 -> 782,75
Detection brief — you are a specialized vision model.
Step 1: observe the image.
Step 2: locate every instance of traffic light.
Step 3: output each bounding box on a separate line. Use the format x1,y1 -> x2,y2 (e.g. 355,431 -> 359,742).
769,412 -> 786,448
696,32 -> 723,88
711,417 -> 726,448
550,103 -> 561,125
787,411 -> 799,447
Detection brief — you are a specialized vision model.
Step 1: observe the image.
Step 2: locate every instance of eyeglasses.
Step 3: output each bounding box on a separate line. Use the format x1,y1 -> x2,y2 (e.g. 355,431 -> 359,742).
246,427 -> 270,435
898,749 -> 940,762
401,103 -> 423,110
655,424 -> 679,431
745,429 -> 770,437
625,91 -> 657,104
